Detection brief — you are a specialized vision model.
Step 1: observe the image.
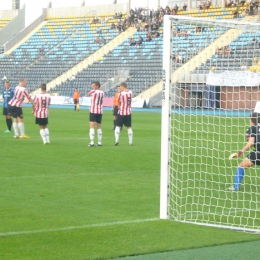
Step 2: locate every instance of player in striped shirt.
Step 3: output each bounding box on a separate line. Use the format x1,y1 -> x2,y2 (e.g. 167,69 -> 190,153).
8,78 -> 35,139
33,84 -> 51,144
114,82 -> 133,146
88,81 -> 104,147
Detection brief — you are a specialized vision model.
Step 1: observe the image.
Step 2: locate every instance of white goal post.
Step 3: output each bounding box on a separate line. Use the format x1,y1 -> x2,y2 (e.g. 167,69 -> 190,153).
160,15 -> 260,233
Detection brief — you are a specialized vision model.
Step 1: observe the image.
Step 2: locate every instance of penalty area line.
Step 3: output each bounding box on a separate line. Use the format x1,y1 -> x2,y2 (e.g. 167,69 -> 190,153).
0,218 -> 160,237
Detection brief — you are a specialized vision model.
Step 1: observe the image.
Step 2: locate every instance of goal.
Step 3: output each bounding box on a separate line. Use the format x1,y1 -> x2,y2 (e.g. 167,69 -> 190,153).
160,15 -> 260,233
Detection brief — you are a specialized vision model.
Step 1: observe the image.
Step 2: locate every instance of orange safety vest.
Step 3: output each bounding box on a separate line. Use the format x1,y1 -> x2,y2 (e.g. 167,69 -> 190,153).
73,91 -> 80,99
113,92 -> 119,107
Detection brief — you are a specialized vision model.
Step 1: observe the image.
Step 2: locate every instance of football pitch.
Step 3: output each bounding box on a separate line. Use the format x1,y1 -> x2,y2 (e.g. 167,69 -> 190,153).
1,107 -> 260,259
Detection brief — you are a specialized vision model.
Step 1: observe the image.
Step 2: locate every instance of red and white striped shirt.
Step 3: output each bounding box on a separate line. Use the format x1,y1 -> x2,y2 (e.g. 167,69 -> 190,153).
33,93 -> 51,118
118,90 -> 132,116
89,89 -> 104,114
8,86 -> 30,107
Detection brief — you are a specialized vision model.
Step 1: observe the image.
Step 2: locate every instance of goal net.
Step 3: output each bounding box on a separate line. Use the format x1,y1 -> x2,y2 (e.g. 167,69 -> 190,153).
160,15 -> 260,233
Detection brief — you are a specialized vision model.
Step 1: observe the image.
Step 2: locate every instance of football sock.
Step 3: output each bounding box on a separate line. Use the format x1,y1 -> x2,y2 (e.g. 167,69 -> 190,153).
6,118 -> 12,131
18,122 -> 25,137
40,129 -> 46,142
128,128 -> 133,144
115,126 -> 120,142
89,128 -> 95,144
234,167 -> 245,190
45,128 -> 50,143
97,129 -> 102,144
13,122 -> 19,136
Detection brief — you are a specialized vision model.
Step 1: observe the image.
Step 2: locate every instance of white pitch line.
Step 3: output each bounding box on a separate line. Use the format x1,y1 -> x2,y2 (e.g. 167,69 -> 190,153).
0,218 -> 160,237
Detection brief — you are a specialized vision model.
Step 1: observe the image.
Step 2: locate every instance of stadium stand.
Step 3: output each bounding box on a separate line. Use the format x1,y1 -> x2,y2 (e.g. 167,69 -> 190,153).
177,4 -> 247,19
52,30 -> 162,97
0,3 -> 251,99
192,31 -> 260,74
0,13 -> 126,92
0,17 -> 11,30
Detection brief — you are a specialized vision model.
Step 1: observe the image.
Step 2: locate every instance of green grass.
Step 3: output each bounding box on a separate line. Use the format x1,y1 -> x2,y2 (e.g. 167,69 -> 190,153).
0,107 -> 259,260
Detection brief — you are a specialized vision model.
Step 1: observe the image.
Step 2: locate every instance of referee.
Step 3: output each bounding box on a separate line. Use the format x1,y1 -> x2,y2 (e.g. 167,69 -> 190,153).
2,81 -> 14,133
112,86 -> 120,131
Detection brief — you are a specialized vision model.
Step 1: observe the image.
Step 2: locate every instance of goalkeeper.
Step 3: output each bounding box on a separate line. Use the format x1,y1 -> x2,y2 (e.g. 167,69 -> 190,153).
228,112 -> 260,191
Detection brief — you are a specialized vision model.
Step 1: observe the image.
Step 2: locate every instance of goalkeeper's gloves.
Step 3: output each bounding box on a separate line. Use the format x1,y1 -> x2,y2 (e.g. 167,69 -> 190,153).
229,151 -> 244,160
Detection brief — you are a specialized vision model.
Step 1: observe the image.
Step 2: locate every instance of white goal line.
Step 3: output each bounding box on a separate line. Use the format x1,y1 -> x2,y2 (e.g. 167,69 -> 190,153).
0,218 -> 160,237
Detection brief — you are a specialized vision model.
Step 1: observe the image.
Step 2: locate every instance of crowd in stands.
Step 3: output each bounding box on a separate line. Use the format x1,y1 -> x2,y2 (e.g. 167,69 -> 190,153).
215,46 -> 232,55
198,1 -> 212,10
224,0 -> 259,16
172,52 -> 183,63
246,0 -> 259,15
112,5 -> 191,35
92,1 -> 254,48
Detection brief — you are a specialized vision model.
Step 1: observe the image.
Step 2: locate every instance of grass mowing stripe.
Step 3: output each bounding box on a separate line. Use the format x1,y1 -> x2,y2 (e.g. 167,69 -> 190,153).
0,218 -> 160,237
0,170 -> 149,179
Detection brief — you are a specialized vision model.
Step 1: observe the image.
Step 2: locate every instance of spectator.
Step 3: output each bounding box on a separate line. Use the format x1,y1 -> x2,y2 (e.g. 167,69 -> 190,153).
182,3 -> 187,11
151,31 -> 160,38
101,17 -> 109,24
206,1 -> 211,9
129,38 -> 136,46
251,37 -> 258,45
232,8 -> 239,18
172,53 -> 176,62
227,0 -> 233,7
136,36 -> 144,45
255,1 -> 259,15
39,47 -> 44,54
241,63 -> 247,70
110,23 -> 116,30
249,0 -> 254,15
173,4 -> 179,13
176,52 -> 183,63
224,46 -> 231,55
94,37 -> 103,44
146,33 -> 152,41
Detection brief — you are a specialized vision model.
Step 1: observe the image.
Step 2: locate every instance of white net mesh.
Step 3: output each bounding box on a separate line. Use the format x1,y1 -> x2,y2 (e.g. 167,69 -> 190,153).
162,16 -> 260,232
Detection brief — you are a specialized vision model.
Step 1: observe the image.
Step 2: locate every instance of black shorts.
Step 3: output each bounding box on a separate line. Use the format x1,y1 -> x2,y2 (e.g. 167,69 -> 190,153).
113,106 -> 119,116
36,117 -> 48,125
115,114 -> 132,127
3,107 -> 9,116
74,99 -> 79,105
247,151 -> 260,165
89,113 -> 102,124
8,105 -> 23,118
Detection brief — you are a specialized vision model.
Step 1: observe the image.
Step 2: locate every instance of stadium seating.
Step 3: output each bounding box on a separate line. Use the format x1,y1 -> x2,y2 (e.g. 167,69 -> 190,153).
0,13 -> 125,92
192,31 -> 260,73
51,23 -> 231,97
177,4 -> 246,19
0,17 -> 11,30
0,4 -> 249,97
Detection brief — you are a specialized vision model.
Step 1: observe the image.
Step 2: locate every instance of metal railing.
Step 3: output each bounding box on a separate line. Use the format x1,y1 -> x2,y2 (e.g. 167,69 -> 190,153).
101,75 -> 129,92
